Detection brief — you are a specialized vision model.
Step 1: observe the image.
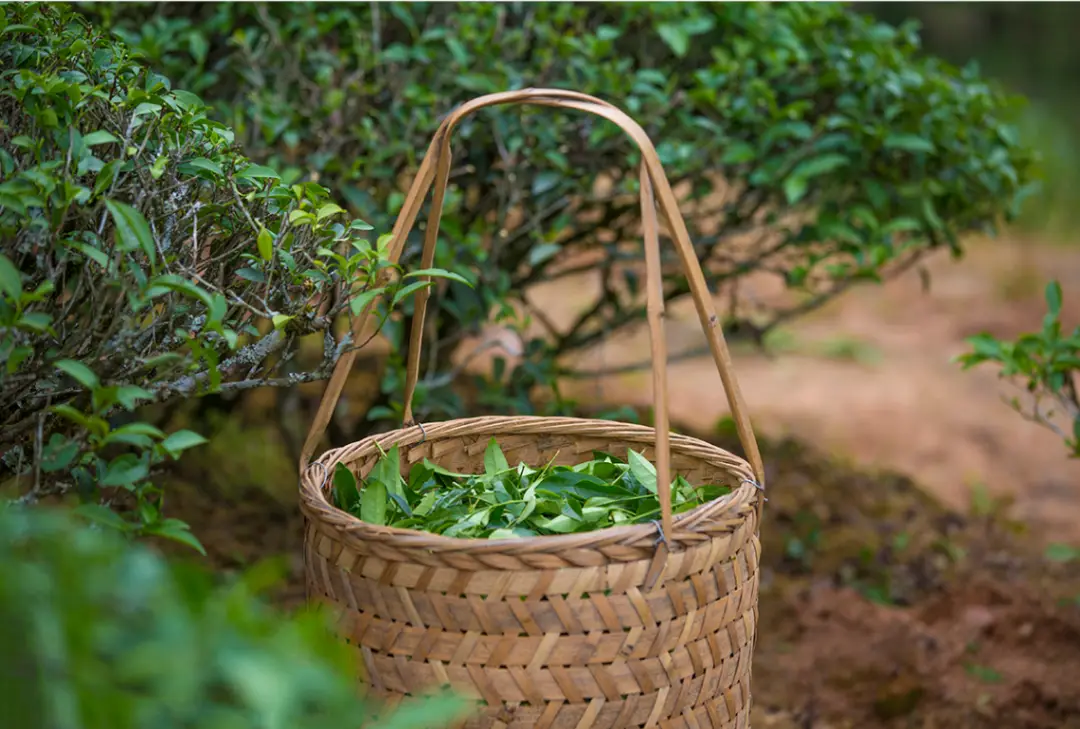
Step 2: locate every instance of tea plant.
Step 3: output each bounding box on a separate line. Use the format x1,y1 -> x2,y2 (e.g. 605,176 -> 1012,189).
958,281 -> 1080,457
330,439 -> 731,538
0,4 -> 466,547
91,2 -> 1038,429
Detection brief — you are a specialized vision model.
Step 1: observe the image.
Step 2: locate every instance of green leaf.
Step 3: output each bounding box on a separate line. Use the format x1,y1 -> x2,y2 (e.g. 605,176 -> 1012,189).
1046,281 -> 1063,317
534,514 -> 581,534
207,293 -> 228,325
73,503 -> 132,532
534,470 -> 631,500
881,217 -> 923,236
62,239 -> 110,269
627,450 -> 658,493
484,438 -> 511,476
83,130 -> 120,147
721,142 -> 756,165
105,421 -> 165,442
100,456 -> 149,488
488,527 -> 537,539
783,154 -> 850,204
403,268 -> 473,287
1045,543 -> 1079,563
132,102 -> 162,118
922,198 -> 944,230
316,203 -> 346,221
55,359 -> 99,390
180,157 -> 224,177
443,507 -> 492,537
105,199 -> 156,265
528,244 -> 561,267
17,311 -> 53,334
41,435 -> 80,473
116,386 -> 155,410
160,429 -> 208,457
271,314 -> 293,330
657,23 -> 689,57
414,491 -> 438,517
257,226 -> 274,262
144,518 -> 207,555
422,459 -> 469,479
141,353 -> 185,371
360,479 -> 388,526
149,275 -> 213,308
170,89 -> 206,111
371,445 -> 403,498
375,688 -> 469,727
964,663 -> 1003,684
235,164 -> 281,182
333,463 -> 361,511
391,280 -> 432,307
0,253 -> 22,301
150,155 -> 169,180
51,404 -> 92,428
350,287 -> 384,316
884,134 -> 935,154
388,491 -> 412,516
0,24 -> 40,37
93,159 -> 121,197
5,345 -> 32,374
288,209 -> 314,225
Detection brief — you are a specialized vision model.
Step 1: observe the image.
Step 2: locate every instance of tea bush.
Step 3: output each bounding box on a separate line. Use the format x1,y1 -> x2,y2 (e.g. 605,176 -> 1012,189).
90,2 -> 1039,428
0,504 -> 467,729
0,3 -> 458,544
959,281 -> 1080,458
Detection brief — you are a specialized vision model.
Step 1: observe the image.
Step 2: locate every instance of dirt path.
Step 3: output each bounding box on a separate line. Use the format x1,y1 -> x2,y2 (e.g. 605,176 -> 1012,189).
527,235 -> 1080,544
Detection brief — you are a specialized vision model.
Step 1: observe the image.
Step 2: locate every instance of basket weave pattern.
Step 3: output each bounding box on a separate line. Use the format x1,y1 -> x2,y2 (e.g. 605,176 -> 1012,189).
303,420 -> 760,729
299,89 -> 767,729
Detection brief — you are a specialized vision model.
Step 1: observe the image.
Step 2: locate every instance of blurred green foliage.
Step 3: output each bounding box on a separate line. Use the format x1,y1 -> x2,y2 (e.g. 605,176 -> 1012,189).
0,3 -> 456,541
86,1 -> 1038,431
863,2 -> 1080,234
0,504 -> 468,729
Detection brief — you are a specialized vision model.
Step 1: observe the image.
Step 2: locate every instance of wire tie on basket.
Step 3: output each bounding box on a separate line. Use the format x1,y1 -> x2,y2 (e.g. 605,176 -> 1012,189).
651,519 -> 668,547
741,477 -> 767,502
404,419 -> 427,444
307,461 -> 330,492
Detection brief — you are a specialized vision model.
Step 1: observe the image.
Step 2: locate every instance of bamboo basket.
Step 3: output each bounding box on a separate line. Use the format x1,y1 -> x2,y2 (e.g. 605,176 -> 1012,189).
299,89 -> 767,729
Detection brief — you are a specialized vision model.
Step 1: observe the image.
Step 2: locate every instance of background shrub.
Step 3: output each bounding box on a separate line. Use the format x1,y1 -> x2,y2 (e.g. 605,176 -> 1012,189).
89,1 -> 1038,433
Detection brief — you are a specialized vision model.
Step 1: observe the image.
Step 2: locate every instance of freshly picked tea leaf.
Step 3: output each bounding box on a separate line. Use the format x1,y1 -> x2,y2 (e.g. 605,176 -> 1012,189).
328,438 -> 733,539
484,439 -> 511,475
360,479 -> 387,526
332,463 -> 360,511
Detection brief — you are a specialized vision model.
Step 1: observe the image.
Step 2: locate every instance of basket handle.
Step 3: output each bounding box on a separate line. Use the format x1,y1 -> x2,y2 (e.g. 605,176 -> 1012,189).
300,89 -> 765,537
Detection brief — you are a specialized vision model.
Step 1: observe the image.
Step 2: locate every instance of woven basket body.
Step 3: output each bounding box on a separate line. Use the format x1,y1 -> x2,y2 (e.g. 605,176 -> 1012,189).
302,418 -> 760,729
299,89 -> 767,729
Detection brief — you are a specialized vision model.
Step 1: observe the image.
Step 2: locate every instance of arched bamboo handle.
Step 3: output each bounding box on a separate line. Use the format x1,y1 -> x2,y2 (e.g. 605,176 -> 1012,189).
300,89 -> 766,537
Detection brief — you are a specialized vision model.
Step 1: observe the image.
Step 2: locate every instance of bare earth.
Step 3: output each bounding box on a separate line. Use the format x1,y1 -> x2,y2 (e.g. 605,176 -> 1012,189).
158,228 -> 1080,729
528,234 -> 1080,544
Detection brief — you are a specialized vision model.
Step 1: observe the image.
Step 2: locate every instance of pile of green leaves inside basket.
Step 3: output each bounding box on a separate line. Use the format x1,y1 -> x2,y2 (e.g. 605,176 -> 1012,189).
330,439 -> 732,538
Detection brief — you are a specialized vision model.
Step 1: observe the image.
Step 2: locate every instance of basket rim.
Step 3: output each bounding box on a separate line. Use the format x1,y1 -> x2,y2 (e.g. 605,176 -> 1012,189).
299,415 -> 760,553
